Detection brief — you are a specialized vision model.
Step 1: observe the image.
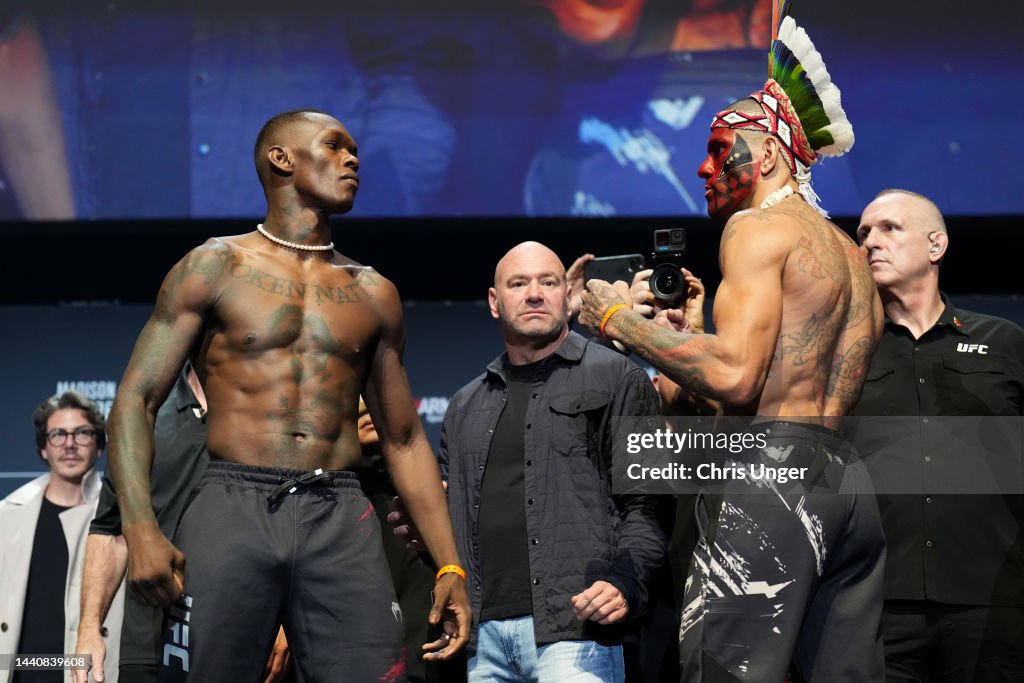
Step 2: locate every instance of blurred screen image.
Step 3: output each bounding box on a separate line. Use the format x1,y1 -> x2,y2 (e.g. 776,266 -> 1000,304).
1,0 -> 1019,221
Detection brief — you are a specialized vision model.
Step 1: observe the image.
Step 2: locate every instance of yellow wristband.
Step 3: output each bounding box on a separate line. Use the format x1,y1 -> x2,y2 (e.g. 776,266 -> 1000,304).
435,564 -> 467,582
600,304 -> 628,337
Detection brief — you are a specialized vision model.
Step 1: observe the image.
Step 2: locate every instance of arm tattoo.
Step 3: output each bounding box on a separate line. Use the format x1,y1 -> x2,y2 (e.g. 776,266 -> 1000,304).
613,314 -> 716,398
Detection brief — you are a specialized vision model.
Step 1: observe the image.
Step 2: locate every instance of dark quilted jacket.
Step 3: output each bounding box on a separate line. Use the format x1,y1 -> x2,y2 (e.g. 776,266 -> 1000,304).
439,331 -> 666,650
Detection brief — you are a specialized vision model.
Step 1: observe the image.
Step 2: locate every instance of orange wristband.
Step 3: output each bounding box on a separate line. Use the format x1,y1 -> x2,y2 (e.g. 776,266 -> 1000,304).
435,564 -> 467,582
600,304 -> 628,337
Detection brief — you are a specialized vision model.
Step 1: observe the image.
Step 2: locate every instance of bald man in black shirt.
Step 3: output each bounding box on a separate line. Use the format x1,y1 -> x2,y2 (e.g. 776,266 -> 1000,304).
854,189 -> 1024,681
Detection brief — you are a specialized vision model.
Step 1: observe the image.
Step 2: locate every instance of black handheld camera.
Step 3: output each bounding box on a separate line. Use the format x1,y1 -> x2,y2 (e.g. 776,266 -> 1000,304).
649,228 -> 687,306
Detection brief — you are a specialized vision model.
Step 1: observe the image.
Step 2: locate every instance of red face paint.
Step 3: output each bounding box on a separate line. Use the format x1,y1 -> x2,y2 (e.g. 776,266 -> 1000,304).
698,128 -> 760,219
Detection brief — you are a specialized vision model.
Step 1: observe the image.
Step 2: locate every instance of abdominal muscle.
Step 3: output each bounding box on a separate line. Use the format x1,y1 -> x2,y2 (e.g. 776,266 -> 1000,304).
199,355 -> 365,471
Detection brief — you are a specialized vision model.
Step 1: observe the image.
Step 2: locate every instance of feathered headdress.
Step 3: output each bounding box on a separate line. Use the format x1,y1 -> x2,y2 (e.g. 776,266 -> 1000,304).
712,0 -> 853,215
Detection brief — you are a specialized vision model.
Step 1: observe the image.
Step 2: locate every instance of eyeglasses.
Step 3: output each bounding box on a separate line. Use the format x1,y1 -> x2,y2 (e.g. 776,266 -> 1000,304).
46,428 -> 98,447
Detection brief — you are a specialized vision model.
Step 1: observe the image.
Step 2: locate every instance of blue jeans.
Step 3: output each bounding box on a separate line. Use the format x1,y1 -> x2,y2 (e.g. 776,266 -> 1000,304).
468,615 -> 624,682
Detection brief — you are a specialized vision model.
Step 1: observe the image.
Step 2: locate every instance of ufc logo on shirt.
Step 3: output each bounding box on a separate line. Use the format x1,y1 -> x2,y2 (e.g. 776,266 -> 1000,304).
956,343 -> 989,354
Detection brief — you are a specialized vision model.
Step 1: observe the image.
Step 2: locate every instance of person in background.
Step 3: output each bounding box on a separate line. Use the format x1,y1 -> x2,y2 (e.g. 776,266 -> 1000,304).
0,392 -> 122,683
440,241 -> 665,681
853,189 -> 1024,681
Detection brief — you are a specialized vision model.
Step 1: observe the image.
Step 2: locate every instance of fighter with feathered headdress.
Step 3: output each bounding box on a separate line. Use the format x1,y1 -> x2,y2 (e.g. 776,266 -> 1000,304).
577,2 -> 887,682
707,0 -> 854,216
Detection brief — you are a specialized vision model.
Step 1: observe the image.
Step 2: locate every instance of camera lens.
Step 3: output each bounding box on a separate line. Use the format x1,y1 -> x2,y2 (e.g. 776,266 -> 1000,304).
656,271 -> 678,291
650,264 -> 685,306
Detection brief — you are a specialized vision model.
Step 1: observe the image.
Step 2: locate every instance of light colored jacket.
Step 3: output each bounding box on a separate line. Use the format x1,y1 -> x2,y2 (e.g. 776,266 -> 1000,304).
0,469 -> 124,683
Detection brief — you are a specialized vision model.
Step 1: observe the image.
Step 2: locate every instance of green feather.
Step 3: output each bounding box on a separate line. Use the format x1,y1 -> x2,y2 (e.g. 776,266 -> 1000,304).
770,41 -> 836,149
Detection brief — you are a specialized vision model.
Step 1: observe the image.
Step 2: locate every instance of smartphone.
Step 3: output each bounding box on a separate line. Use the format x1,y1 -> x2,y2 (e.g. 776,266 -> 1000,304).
583,254 -> 646,285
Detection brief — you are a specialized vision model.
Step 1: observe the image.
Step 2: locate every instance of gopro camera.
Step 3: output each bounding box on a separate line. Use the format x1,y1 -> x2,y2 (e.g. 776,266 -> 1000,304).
649,228 -> 687,306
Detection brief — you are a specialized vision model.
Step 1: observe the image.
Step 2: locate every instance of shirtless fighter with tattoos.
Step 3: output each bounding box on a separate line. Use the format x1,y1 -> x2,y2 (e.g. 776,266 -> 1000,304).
580,7 -> 888,681
106,109 -> 468,682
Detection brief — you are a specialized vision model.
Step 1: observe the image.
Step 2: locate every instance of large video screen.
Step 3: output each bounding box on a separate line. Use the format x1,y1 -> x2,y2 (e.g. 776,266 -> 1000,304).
2,1 -> 1020,220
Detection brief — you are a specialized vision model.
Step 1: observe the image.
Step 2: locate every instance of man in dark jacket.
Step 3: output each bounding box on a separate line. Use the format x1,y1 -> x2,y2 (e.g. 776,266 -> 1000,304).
439,241 -> 665,681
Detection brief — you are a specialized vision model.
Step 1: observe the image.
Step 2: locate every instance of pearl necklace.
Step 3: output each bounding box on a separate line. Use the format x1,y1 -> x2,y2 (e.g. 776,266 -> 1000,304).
257,224 -> 334,252
759,185 -> 795,209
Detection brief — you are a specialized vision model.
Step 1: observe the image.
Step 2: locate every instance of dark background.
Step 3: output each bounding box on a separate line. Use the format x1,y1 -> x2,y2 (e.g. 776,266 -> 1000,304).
2,214 -> 1020,304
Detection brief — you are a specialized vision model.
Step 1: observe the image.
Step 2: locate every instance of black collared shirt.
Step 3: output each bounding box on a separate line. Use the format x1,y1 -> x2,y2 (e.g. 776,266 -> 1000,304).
852,297 -> 1024,605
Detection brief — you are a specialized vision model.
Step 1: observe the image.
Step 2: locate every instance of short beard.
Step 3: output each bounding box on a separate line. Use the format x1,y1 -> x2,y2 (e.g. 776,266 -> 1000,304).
499,301 -> 568,348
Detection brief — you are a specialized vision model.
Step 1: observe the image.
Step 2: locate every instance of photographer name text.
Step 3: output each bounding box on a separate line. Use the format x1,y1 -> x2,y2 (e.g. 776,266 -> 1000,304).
626,461 -> 808,484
